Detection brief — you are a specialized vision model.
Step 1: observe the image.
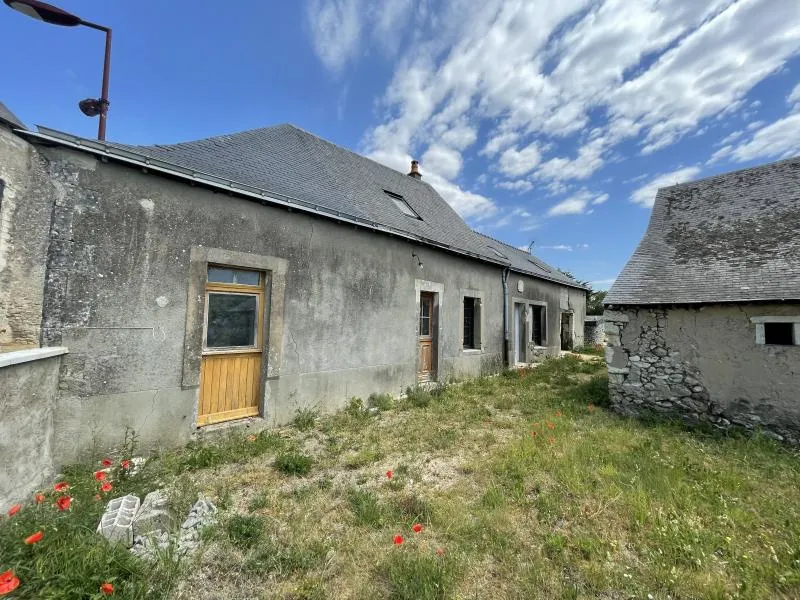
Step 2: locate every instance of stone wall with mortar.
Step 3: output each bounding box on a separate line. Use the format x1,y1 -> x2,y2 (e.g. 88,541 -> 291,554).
0,124 -> 55,350
584,316 -> 605,346
604,304 -> 800,443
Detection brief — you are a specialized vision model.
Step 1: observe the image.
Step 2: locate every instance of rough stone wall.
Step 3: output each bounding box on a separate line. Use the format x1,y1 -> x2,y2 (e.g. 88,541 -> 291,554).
0,125 -> 55,349
605,305 -> 800,444
584,317 -> 605,346
0,352 -> 63,507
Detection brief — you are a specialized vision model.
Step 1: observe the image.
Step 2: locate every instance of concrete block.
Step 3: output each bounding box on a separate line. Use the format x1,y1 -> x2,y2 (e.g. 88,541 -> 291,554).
97,494 -> 140,547
133,490 -> 176,536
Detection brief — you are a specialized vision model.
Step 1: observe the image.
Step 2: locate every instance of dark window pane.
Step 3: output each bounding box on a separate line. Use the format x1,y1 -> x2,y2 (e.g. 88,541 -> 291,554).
234,270 -> 260,286
764,322 -> 794,345
531,305 -> 543,346
463,297 -> 475,348
420,316 -> 430,336
206,293 -> 258,348
208,267 -> 235,284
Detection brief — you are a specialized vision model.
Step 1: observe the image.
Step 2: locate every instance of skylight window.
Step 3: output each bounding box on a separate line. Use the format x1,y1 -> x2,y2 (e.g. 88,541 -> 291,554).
487,246 -> 508,259
384,190 -> 421,220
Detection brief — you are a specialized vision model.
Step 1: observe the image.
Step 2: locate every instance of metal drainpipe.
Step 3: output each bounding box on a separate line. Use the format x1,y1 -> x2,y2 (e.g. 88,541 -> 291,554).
502,267 -> 510,367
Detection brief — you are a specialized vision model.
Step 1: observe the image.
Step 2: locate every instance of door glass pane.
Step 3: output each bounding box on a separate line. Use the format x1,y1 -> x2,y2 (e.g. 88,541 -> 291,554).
208,267 -> 235,284
206,293 -> 258,348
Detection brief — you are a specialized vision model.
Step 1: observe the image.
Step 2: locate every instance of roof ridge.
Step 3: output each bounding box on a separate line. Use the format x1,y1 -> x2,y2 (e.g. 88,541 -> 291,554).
659,154 -> 800,194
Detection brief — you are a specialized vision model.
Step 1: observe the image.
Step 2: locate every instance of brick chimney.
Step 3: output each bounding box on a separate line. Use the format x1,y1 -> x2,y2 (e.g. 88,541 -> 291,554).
408,160 -> 422,180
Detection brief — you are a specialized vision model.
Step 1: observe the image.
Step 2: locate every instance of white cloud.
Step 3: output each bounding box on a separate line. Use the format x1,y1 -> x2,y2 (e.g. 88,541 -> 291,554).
421,144 -> 463,179
630,166 -> 702,207
540,244 -> 573,251
592,193 -> 609,205
730,112 -> 800,162
498,143 -> 541,177
789,82 -> 800,105
746,120 -> 765,131
319,0 -> 800,219
547,190 -> 594,216
306,0 -> 362,72
496,180 -> 534,193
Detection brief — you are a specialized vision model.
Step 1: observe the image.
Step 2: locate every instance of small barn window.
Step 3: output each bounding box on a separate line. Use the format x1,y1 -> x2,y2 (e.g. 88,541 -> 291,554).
385,190 -> 422,219
764,322 -> 794,345
751,317 -> 800,346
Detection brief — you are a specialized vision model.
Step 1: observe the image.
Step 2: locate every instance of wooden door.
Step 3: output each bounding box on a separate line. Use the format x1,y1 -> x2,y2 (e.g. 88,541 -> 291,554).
418,292 -> 434,381
198,266 -> 264,426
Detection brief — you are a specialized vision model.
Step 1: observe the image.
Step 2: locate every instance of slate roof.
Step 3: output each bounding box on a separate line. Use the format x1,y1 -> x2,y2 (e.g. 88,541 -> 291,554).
474,232 -> 586,288
0,102 -> 25,129
606,156 -> 800,305
24,123 -> 585,290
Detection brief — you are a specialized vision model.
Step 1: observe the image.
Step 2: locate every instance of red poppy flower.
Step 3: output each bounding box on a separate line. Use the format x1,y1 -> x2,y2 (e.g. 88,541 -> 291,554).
547,422 -> 555,430
436,547 -> 445,556
393,534 -> 404,545
531,431 -> 538,437
34,493 -> 45,504
7,504 -> 20,517
412,523 -> 423,533
386,470 -> 393,479
56,496 -> 72,511
94,495 -> 102,501
101,458 -> 113,467
53,482 -> 69,492
555,410 -> 562,417
100,582 -> 114,595
0,570 -> 20,595
94,470 -> 107,481
100,482 -> 113,493
24,531 -> 43,545
120,459 -> 130,470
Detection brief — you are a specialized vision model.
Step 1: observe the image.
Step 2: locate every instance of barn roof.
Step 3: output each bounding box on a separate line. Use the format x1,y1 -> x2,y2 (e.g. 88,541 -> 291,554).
607,156 -> 800,305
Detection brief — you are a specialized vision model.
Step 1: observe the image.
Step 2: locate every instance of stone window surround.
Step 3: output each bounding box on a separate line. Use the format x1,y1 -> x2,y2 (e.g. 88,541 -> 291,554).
750,316 -> 800,346
459,288 -> 484,354
182,247 -> 288,422
415,279 -> 444,380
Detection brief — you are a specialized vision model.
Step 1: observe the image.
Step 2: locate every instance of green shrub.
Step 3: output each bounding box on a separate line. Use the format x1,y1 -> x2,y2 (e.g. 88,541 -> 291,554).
391,493 -> 434,525
293,408 -> 319,432
368,392 -> 394,411
404,387 -> 432,408
382,550 -> 454,600
226,514 -> 264,549
274,452 -> 314,476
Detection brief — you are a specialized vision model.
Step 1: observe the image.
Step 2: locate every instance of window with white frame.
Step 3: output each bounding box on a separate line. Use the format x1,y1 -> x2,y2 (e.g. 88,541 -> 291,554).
750,316 -> 800,346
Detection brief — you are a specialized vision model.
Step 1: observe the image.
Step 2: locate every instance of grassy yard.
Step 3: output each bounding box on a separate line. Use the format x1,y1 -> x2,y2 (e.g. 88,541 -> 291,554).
2,357 -> 799,599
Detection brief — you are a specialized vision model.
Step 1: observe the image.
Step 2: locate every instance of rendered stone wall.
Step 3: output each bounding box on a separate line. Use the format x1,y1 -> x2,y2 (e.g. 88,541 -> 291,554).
0,349 -> 66,507
604,305 -> 800,444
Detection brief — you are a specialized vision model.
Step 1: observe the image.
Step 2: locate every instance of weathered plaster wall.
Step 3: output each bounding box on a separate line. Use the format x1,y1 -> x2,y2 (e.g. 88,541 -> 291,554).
33,144 -> 533,462
0,349 -> 66,508
508,274 -> 586,364
605,304 -> 800,443
0,125 -> 55,349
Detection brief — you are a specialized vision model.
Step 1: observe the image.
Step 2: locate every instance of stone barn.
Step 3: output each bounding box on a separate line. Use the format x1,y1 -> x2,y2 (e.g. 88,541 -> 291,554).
604,157 -> 800,443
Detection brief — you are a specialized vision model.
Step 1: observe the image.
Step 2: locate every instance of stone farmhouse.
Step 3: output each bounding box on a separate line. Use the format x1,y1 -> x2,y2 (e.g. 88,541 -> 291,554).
0,102 -> 586,497
605,157 -> 800,443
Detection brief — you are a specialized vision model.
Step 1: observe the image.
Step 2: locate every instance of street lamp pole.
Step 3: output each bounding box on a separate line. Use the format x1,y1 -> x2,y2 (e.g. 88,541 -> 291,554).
3,0 -> 113,141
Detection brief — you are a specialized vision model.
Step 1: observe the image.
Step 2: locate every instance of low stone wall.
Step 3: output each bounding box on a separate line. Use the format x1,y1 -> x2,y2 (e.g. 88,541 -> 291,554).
0,348 -> 67,507
604,306 -> 799,444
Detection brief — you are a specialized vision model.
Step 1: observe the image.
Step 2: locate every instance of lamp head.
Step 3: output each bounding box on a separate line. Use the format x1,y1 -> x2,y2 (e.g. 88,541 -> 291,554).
4,0 -> 81,26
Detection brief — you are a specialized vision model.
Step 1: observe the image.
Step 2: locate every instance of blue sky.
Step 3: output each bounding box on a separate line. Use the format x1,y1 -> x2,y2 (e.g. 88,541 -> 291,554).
3,1 -> 800,289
